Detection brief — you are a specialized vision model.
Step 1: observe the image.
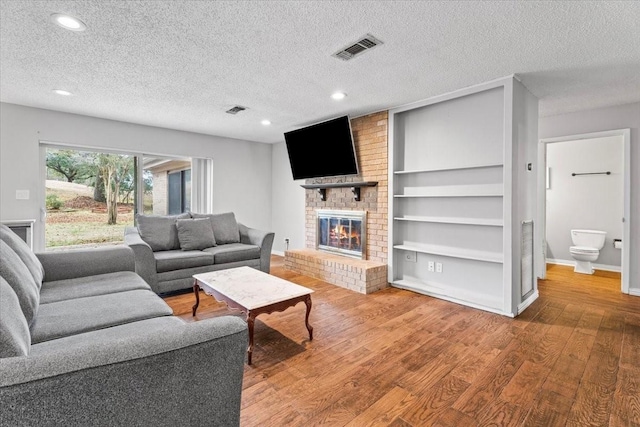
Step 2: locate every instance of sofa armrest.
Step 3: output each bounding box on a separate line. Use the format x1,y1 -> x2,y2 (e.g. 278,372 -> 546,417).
238,223 -> 275,273
36,245 -> 135,282
0,316 -> 248,427
124,226 -> 158,290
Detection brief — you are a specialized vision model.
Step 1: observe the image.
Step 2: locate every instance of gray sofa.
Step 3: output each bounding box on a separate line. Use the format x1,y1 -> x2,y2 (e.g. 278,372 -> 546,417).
125,211 -> 275,294
0,224 -> 247,427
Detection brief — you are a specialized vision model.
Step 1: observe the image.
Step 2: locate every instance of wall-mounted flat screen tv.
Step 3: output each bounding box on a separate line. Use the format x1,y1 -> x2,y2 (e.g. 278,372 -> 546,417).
284,115 -> 359,180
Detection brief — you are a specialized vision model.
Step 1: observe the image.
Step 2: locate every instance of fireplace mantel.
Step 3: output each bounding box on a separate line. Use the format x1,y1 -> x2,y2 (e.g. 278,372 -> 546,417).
300,181 -> 378,201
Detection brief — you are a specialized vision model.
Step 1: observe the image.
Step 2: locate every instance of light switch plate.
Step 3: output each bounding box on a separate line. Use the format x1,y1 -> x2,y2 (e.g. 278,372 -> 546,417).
16,190 -> 30,200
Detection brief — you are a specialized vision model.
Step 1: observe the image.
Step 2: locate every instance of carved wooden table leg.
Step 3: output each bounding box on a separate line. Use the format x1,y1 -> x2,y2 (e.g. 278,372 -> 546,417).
304,295 -> 314,341
192,281 -> 200,316
246,311 -> 256,365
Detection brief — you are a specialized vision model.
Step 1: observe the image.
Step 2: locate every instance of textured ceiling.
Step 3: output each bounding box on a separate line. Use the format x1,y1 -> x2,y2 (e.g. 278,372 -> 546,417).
1,1 -> 639,144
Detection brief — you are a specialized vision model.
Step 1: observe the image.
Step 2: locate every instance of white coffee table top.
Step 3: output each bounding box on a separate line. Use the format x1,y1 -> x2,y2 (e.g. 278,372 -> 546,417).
193,266 -> 313,310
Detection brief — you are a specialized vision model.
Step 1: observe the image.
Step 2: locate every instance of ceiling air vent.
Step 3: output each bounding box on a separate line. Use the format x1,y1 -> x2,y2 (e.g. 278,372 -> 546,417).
226,105 -> 247,115
332,34 -> 384,61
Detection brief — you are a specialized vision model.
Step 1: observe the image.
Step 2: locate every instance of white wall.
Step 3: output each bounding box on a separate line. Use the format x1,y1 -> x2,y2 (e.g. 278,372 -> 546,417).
0,103 -> 273,251
270,142 -> 305,255
539,102 -> 639,292
546,136 -> 623,268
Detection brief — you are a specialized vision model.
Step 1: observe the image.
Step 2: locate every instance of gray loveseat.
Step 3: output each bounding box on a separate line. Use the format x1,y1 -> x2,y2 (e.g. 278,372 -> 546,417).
125,211 -> 275,294
0,224 -> 247,426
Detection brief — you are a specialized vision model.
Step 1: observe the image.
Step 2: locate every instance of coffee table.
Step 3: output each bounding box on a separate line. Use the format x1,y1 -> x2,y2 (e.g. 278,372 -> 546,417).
192,266 -> 314,365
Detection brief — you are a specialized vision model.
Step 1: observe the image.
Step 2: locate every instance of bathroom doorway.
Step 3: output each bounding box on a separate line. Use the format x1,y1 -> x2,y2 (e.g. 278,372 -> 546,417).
538,129 -> 630,293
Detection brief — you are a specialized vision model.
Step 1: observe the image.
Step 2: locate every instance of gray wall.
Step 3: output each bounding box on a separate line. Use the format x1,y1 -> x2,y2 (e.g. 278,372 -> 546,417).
0,103 -> 273,251
270,141 -> 305,255
546,135 -> 623,268
539,101 -> 639,291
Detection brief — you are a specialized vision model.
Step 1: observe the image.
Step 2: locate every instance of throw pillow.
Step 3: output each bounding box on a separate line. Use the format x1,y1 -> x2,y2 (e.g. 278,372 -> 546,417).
0,224 -> 44,289
0,277 -> 31,357
136,213 -> 190,251
191,212 -> 240,245
0,240 -> 40,328
176,218 -> 216,251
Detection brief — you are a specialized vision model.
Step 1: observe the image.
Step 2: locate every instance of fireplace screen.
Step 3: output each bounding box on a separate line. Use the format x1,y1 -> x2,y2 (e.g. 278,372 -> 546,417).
316,210 -> 366,259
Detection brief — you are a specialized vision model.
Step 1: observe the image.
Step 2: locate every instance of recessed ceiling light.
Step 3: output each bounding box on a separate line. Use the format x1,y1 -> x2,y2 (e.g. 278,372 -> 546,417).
51,13 -> 87,32
53,89 -> 73,96
331,92 -> 347,100
261,120 -> 271,126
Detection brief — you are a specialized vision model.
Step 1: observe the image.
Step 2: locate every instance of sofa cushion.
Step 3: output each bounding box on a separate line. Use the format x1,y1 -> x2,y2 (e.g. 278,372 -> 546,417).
40,271 -> 151,304
204,243 -> 261,264
176,218 -> 216,250
30,316 -> 185,356
192,212 -> 240,244
0,240 -> 39,327
154,250 -> 214,273
0,224 -> 44,288
31,289 -> 174,344
0,276 -> 31,357
136,213 -> 190,251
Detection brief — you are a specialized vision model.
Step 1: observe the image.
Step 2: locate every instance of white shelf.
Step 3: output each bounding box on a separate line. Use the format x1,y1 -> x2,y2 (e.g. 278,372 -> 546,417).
394,184 -> 503,198
393,216 -> 503,227
394,243 -> 503,264
391,278 -> 505,314
394,163 -> 503,175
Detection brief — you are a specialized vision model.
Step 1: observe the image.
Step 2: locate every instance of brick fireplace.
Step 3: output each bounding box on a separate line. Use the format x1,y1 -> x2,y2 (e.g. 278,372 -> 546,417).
285,111 -> 389,294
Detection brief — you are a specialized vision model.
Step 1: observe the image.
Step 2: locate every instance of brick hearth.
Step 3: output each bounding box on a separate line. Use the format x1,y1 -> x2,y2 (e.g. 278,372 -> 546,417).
285,111 -> 389,294
284,249 -> 387,294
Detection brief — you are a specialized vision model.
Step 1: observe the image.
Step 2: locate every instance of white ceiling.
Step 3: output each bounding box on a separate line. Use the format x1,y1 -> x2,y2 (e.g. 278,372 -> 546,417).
1,1 -> 639,144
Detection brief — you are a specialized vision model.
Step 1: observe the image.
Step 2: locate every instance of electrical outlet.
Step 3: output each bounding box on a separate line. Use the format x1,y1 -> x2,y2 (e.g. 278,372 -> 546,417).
284,238 -> 290,244
428,261 -> 435,272
404,251 -> 417,262
436,262 -> 443,273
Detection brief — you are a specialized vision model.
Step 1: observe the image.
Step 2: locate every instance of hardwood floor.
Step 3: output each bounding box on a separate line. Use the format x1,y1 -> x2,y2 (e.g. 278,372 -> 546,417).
163,258 -> 640,426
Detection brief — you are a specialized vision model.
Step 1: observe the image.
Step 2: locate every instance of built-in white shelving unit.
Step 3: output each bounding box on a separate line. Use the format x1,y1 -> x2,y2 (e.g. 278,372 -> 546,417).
394,183 -> 504,198
393,243 -> 504,263
388,75 -> 539,317
393,216 -> 504,227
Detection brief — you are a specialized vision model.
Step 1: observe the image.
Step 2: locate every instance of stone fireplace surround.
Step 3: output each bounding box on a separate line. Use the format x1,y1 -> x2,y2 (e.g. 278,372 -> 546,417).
285,112 -> 389,294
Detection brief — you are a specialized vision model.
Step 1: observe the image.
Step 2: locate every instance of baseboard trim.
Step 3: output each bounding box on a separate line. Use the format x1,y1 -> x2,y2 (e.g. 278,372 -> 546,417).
272,250 -> 285,257
518,291 -> 539,315
629,289 -> 640,297
546,258 -> 621,273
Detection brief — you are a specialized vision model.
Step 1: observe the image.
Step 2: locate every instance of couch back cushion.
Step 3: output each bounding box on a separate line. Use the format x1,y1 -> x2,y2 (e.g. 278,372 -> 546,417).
0,224 -> 44,289
135,213 -> 190,251
191,212 -> 240,245
0,276 -> 31,357
0,240 -> 39,328
176,218 -> 216,250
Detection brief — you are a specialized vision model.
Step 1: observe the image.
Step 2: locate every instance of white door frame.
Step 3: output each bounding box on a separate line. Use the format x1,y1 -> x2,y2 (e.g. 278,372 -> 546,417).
537,128 -> 631,293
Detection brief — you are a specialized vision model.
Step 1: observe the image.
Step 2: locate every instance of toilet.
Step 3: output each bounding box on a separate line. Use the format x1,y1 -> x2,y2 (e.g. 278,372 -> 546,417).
569,229 -> 607,274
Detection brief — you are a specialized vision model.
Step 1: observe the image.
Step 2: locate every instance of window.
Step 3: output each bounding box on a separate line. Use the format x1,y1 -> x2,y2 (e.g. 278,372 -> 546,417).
168,169 -> 191,214
43,145 -> 192,249
142,156 -> 191,215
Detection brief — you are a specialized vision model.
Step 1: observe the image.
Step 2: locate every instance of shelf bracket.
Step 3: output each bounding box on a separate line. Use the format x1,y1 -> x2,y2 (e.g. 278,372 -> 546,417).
350,187 -> 361,201
317,188 -> 327,201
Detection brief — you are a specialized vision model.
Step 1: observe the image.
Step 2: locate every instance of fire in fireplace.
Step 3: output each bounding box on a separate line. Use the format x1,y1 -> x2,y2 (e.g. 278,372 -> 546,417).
316,210 -> 366,259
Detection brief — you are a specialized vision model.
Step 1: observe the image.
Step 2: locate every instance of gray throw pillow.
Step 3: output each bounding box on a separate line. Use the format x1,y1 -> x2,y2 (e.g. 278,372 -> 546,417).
176,218 -> 216,251
136,213 -> 190,251
0,276 -> 31,357
0,240 -> 39,328
0,224 -> 44,288
191,212 -> 240,245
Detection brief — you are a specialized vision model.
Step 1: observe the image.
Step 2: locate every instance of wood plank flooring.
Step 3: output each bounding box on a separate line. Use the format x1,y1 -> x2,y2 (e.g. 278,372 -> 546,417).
163,259 -> 640,426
